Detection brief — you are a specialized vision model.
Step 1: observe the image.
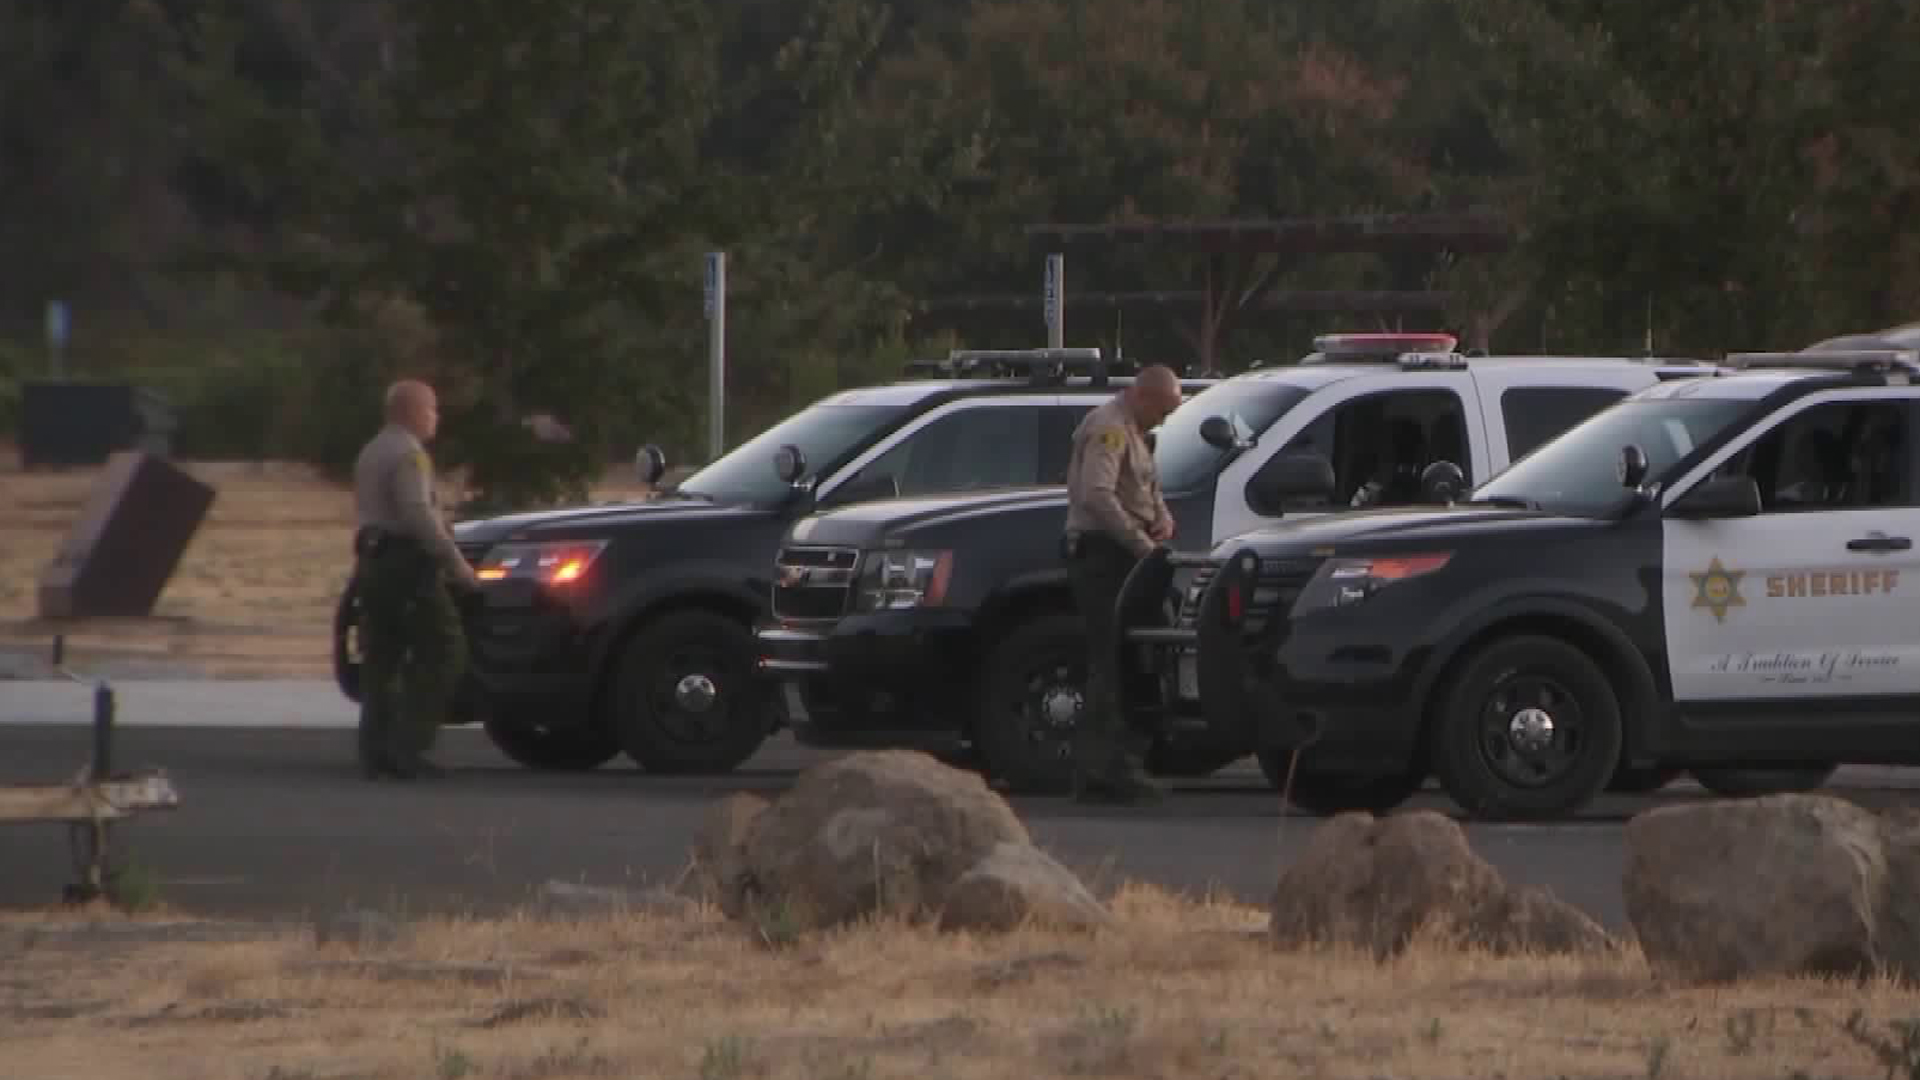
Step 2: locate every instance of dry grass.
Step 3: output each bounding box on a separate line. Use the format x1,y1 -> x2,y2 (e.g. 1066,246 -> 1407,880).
0,452 -> 653,678
2,884 -> 1915,1080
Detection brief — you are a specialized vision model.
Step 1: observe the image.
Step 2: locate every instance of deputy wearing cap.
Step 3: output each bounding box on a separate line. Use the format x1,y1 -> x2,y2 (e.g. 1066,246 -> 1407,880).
350,379 -> 479,780
1061,365 -> 1183,804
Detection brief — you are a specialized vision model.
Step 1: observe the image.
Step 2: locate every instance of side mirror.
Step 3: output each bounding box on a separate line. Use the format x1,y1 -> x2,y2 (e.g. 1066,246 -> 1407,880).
1199,415 -> 1237,450
820,473 -> 900,507
1420,460 -> 1467,504
1617,444 -> 1651,489
635,444 -> 667,485
1249,452 -> 1336,514
773,444 -> 808,485
1669,475 -> 1762,520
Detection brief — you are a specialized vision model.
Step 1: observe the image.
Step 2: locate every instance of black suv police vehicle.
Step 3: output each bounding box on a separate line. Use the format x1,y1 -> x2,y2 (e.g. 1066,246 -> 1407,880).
1130,346 -> 1920,821
754,334 -> 1717,791
331,349 -> 1214,774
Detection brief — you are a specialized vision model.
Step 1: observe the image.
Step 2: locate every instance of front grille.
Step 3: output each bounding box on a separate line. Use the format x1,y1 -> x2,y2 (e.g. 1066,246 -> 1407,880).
772,546 -> 861,619
1178,556 -> 1324,636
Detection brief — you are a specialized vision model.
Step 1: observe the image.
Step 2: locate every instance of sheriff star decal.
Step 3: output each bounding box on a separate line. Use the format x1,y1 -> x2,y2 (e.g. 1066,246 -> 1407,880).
1690,556 -> 1746,623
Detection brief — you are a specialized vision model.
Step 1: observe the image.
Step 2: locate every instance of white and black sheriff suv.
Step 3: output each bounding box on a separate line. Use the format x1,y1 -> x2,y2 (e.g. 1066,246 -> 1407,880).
1128,346 -> 1920,821
755,333 -> 1719,791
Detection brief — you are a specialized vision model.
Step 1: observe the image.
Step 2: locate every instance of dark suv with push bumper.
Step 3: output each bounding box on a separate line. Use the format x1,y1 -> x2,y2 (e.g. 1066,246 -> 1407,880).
331,348 -> 1210,775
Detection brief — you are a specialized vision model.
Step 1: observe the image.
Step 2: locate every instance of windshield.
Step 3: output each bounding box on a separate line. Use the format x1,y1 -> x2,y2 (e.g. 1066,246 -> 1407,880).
673,402 -> 912,505
1155,381 -> 1314,493
1470,397 -> 1755,516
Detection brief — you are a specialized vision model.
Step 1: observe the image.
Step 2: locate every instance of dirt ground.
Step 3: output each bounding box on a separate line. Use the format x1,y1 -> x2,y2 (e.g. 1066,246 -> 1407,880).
0,452 -> 652,679
2,884 -> 1914,1080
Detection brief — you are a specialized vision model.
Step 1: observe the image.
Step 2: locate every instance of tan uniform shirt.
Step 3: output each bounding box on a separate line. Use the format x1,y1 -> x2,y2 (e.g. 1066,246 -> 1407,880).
353,423 -> 468,576
1064,395 -> 1171,558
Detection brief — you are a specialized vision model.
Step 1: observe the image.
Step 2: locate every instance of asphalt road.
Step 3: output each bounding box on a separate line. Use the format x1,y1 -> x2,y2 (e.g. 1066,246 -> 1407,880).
5,679 -> 1918,931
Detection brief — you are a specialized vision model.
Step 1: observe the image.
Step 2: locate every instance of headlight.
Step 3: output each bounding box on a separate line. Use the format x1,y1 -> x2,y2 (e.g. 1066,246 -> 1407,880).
1293,552 -> 1451,614
475,539 -> 609,586
854,549 -> 953,612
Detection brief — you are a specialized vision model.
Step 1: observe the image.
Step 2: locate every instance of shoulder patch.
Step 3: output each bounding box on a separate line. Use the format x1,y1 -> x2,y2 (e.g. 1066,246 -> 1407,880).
1097,428 -> 1125,453
410,448 -> 431,474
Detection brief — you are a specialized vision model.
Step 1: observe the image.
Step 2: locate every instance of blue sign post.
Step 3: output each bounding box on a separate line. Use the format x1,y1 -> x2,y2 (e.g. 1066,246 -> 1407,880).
45,300 -> 69,376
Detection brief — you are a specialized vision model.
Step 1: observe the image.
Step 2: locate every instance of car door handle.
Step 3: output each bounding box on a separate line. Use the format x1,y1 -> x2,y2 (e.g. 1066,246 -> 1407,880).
1847,534 -> 1912,552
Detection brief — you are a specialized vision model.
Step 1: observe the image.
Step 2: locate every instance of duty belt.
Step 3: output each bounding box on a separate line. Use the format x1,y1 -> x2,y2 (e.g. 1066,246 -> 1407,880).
353,526 -> 423,559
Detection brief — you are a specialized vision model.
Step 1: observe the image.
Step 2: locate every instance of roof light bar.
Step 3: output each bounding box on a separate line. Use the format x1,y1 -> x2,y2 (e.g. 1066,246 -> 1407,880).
1725,349 -> 1920,377
1313,332 -> 1460,357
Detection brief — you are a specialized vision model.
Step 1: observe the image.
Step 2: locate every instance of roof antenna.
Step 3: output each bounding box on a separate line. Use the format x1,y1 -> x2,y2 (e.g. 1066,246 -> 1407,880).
1114,309 -> 1124,366
1644,294 -> 1654,356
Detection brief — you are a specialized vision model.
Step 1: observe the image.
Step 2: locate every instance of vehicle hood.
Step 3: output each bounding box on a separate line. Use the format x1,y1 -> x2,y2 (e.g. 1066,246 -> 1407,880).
451,495 -> 760,545
1218,504 -> 1602,556
786,487 -> 1067,548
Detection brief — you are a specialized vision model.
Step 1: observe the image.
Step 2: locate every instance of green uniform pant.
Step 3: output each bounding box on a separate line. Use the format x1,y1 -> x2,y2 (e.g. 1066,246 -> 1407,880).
1065,532 -> 1151,781
355,543 -> 466,772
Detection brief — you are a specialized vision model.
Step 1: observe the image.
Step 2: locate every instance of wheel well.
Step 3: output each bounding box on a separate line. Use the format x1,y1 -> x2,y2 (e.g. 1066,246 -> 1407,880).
1418,614 -> 1652,771
586,592 -> 761,729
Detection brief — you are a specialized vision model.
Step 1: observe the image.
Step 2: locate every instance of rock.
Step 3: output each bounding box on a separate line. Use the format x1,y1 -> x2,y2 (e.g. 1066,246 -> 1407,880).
1269,810 -> 1612,958
1623,794 -> 1920,983
534,881 -> 698,921
690,793 -> 769,917
311,909 -> 404,950
939,842 -> 1113,933
686,751 -> 1108,937
739,750 -> 1031,929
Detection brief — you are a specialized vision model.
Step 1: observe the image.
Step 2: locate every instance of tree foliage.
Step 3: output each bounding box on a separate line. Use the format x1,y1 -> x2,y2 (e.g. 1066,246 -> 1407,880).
2,0 -> 1916,497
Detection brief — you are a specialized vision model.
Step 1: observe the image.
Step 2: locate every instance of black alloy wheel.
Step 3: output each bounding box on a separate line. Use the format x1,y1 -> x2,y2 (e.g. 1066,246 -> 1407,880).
333,577 -> 363,703
610,610 -> 770,774
1431,635 -> 1623,821
976,614 -> 1091,794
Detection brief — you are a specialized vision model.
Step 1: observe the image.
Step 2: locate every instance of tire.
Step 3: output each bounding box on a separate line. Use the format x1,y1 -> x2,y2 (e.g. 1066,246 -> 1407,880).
1691,764 -> 1838,798
1258,748 -> 1424,815
483,714 -> 621,771
1430,635 -> 1624,821
1608,763 -> 1684,794
975,614 -> 1090,794
608,609 -> 769,774
333,578 -> 363,704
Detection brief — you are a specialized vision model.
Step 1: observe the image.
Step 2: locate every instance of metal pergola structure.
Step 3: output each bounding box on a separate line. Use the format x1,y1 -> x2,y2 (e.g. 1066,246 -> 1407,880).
916,212 -> 1515,373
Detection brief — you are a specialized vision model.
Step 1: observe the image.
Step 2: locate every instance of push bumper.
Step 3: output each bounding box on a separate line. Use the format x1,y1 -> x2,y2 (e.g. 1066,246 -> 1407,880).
1115,546 -> 1323,753
753,610 -> 974,748
459,581 -> 596,728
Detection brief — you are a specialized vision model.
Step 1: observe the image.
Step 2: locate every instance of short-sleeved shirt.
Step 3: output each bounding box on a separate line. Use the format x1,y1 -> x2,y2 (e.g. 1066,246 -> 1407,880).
353,423 -> 467,574
1063,395 -> 1169,557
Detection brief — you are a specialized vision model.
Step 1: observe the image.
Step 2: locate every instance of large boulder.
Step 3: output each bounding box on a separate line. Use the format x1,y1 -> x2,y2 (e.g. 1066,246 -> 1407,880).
1624,794 -> 1920,983
1269,810 -> 1614,958
690,750 -> 1107,933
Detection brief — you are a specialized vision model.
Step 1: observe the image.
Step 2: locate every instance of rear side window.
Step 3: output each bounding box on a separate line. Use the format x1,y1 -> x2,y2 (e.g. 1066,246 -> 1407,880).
1501,387 -> 1630,460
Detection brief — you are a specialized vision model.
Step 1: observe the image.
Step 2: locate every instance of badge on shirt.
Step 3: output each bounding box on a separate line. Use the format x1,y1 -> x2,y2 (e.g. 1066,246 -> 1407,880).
1098,428 -> 1125,453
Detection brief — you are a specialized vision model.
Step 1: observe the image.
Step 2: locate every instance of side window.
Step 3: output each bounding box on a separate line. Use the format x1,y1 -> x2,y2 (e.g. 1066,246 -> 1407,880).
1501,387 -> 1629,461
1708,400 -> 1912,512
1263,389 -> 1472,510
855,405 -> 1044,496
1041,404 -> 1096,485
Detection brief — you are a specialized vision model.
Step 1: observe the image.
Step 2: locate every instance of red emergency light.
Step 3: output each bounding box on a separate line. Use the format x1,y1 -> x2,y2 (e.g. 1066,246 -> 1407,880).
1312,332 -> 1460,358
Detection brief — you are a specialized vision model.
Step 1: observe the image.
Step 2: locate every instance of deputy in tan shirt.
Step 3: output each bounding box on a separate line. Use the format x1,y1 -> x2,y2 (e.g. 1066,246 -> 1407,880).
1060,365 -> 1183,804
349,380 -> 477,780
